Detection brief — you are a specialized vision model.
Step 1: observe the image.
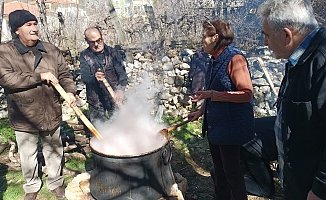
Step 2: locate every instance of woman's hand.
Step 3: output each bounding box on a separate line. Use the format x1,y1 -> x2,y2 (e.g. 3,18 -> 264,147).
188,110 -> 203,122
190,90 -> 212,102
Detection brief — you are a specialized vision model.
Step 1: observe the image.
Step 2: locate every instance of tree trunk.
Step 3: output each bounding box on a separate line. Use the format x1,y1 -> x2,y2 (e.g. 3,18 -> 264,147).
36,0 -> 51,42
0,0 -> 4,44
144,5 -> 165,50
106,0 -> 133,62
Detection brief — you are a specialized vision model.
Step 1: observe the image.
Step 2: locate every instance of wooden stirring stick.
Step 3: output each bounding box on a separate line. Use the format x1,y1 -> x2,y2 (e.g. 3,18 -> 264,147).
52,83 -> 103,139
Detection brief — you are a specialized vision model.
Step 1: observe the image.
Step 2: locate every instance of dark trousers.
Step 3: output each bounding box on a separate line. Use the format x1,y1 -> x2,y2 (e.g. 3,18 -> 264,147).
209,142 -> 247,200
283,153 -> 322,200
241,148 -> 274,197
240,116 -> 277,198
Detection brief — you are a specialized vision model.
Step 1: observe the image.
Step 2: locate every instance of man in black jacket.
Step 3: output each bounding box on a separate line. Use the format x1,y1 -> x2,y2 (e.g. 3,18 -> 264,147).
80,27 -> 127,124
258,0 -> 326,199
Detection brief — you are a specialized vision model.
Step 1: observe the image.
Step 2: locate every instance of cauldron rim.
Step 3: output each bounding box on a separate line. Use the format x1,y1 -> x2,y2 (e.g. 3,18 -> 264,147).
89,133 -> 169,158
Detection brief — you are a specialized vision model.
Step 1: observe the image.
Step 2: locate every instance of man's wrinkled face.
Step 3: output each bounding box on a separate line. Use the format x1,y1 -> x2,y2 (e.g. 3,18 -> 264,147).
261,18 -> 288,59
15,20 -> 39,47
85,29 -> 104,53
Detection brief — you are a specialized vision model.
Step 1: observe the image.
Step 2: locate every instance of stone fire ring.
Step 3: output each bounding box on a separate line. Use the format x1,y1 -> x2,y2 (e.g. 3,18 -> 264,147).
65,171 -> 187,200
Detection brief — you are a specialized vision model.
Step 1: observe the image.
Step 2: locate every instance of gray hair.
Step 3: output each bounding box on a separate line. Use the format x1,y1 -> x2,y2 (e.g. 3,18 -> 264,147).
258,0 -> 318,35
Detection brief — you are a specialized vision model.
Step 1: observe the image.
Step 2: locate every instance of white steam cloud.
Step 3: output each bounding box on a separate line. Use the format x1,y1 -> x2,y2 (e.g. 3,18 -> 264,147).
90,76 -> 168,156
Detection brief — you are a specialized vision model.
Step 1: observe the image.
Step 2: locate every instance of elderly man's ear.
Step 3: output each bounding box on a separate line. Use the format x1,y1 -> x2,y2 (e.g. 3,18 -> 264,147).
283,27 -> 293,46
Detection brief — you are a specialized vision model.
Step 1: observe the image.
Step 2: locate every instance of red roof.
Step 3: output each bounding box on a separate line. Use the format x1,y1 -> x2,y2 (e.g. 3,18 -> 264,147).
43,0 -> 78,4
28,0 -> 79,6
3,0 -> 79,18
4,1 -> 39,17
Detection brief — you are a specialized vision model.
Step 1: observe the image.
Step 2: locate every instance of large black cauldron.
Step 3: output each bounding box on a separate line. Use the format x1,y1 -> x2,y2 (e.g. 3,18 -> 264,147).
90,136 -> 175,200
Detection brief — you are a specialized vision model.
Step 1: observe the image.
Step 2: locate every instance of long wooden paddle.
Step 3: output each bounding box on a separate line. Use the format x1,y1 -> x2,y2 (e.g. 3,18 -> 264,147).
52,83 -> 103,139
102,78 -> 116,99
101,74 -> 125,107
158,119 -> 192,136
97,68 -> 116,98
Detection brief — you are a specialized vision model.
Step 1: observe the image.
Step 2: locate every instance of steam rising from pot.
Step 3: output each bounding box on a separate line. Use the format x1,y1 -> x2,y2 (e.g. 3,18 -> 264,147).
90,76 -> 167,155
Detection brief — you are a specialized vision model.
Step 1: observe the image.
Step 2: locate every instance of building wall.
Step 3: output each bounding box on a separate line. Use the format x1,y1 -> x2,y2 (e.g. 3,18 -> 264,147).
112,0 -> 152,17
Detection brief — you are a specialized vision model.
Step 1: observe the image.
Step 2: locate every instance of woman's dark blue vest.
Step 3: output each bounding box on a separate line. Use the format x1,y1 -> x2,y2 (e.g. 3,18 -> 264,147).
203,44 -> 254,146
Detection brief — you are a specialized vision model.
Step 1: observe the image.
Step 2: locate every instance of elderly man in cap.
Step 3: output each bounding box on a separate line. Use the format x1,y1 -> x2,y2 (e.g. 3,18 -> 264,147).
0,10 -> 77,200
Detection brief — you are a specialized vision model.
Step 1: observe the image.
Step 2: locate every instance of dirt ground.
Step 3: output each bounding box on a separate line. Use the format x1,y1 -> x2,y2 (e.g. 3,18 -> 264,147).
169,138 -> 284,200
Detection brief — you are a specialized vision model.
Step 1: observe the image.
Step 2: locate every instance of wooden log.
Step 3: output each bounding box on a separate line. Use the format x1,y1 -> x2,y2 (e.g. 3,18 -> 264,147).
256,57 -> 278,96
